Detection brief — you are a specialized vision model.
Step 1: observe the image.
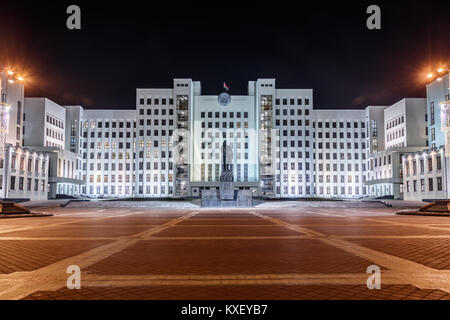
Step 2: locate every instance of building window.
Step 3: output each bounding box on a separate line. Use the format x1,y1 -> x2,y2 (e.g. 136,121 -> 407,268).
437,177 -> 443,191
17,101 -> 22,125
430,102 -> 435,125
10,176 -> 16,190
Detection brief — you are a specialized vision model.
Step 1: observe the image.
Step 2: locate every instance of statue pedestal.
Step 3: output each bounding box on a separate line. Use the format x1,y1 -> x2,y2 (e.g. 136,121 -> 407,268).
200,139 -> 252,208
219,170 -> 234,200
200,189 -> 219,207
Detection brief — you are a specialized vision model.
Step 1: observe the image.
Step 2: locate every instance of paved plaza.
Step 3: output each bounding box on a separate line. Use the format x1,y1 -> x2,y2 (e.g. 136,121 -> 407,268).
1,200 -> 450,300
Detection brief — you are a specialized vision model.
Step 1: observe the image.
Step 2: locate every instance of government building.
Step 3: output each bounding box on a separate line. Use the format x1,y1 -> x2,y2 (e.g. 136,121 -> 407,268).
76,79 -> 368,199
1,73 -> 449,201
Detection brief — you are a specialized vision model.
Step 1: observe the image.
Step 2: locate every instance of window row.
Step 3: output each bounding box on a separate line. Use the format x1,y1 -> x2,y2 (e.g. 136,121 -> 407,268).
315,163 -> 366,172
83,121 -> 135,129
201,111 -> 249,119
46,127 -> 64,142
386,116 -> 405,130
315,131 -> 366,139
386,128 -> 404,142
275,108 -> 310,116
8,176 -> 46,192
315,174 -> 365,184
276,119 -> 310,127
315,186 -> 366,196
9,155 -> 46,173
315,121 -> 366,129
315,142 -> 366,149
138,108 -> 174,116
83,131 -> 135,139
406,177 -> 443,193
46,114 -> 64,129
404,155 -> 442,176
139,98 -> 174,105
275,98 -> 310,106
315,153 -> 365,161
201,121 -> 250,129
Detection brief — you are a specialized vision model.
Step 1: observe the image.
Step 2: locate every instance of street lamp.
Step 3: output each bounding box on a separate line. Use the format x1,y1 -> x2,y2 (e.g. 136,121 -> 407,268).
426,65 -> 449,82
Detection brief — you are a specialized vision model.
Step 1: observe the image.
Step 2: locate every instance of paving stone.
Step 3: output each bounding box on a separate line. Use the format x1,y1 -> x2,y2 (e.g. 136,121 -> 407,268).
0,202 -> 448,300
23,284 -> 450,300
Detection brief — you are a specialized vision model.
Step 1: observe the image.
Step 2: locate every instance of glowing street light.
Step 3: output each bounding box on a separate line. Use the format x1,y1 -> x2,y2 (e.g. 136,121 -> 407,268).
425,65 -> 448,82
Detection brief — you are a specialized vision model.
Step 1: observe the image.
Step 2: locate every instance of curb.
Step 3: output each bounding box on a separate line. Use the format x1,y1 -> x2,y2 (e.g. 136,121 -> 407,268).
0,213 -> 54,219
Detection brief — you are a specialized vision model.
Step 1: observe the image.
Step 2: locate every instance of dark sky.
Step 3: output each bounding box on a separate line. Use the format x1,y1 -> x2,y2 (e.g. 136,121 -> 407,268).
0,0 -> 449,110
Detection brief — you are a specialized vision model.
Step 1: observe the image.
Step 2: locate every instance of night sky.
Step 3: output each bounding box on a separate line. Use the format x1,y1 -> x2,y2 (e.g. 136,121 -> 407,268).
0,0 -> 449,110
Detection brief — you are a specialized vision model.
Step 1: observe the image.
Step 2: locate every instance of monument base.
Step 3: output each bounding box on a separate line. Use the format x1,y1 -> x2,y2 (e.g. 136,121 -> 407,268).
0,202 -> 31,214
396,200 -> 450,216
201,189 -> 253,208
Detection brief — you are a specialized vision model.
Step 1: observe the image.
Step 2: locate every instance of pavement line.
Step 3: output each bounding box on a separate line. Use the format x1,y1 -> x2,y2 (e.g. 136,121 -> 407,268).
146,235 -> 309,240
0,211 -> 199,300
0,237 -> 120,240
249,211 -> 450,293
0,211 -> 158,236
307,212 -> 346,218
339,235 -> 450,239
3,234 -> 449,241
78,272 -> 407,287
364,217 -> 450,232
169,225 -> 279,228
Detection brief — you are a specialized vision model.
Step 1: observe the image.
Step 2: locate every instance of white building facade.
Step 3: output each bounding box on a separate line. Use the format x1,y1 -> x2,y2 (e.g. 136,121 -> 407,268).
4,76 -> 447,201
74,79 -> 369,199
403,72 -> 450,201
313,110 -> 368,198
80,110 -> 137,198
0,70 -> 48,201
365,98 -> 428,199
